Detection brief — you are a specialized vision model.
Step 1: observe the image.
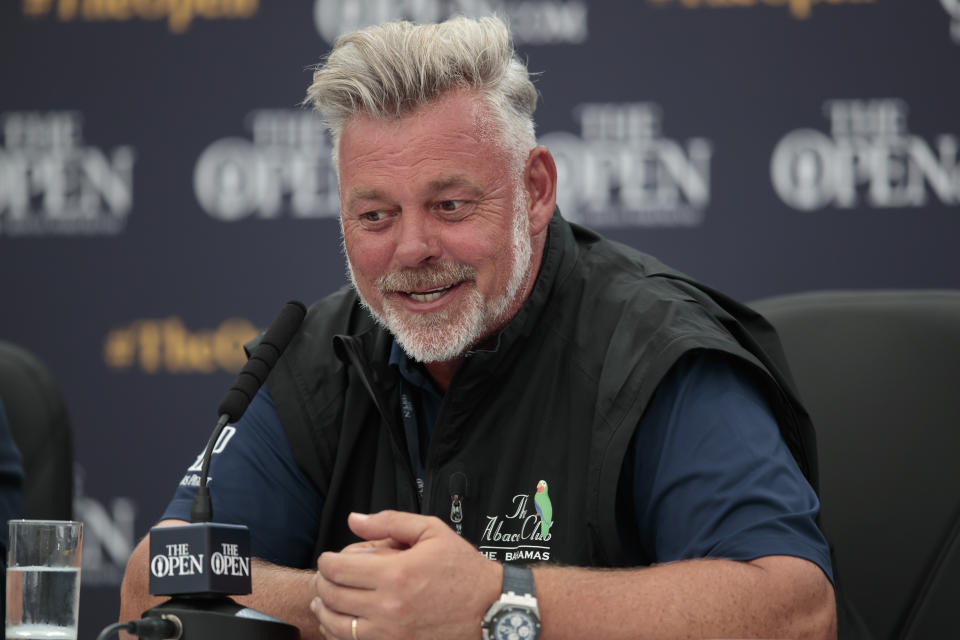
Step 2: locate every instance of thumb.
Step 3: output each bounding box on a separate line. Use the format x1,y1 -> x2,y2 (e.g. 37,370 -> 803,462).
347,510 -> 439,547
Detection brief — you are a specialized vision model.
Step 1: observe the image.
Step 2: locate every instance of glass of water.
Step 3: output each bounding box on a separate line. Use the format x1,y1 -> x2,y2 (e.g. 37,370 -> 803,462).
6,520 -> 83,640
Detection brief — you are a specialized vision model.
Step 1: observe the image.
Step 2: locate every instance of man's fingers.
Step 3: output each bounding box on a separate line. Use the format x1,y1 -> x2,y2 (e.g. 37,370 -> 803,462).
312,596 -> 371,640
347,510 -> 440,547
318,548 -> 399,589
340,538 -> 405,553
314,574 -> 374,620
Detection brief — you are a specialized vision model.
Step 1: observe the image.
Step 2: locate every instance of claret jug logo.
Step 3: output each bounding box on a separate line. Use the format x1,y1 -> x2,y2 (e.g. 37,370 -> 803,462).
193,110 -> 339,222
540,102 -> 712,228
771,99 -> 960,211
313,0 -> 588,46
0,111 -> 135,236
478,481 -> 555,562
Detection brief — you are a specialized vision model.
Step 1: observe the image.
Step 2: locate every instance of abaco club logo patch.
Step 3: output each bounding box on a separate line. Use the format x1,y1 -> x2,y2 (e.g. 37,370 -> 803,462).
478,480 -> 555,563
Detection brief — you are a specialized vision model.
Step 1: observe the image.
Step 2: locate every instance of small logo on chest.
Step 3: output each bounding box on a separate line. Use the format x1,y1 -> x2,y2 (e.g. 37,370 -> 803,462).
478,481 -> 554,562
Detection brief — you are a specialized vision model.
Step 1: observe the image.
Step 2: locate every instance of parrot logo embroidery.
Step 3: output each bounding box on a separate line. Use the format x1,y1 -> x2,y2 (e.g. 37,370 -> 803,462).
534,480 -> 553,537
477,481 -> 555,561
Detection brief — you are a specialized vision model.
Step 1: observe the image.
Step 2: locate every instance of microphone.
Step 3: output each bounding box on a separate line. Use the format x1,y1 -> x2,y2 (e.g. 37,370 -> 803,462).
138,300 -> 307,640
217,299 -> 307,423
192,300 -> 307,524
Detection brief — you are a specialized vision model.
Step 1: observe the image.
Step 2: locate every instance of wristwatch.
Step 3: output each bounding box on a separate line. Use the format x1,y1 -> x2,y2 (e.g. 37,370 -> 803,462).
481,563 -> 541,640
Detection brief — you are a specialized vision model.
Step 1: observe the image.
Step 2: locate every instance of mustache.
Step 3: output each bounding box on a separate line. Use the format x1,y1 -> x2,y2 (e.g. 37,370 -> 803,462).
375,262 -> 476,292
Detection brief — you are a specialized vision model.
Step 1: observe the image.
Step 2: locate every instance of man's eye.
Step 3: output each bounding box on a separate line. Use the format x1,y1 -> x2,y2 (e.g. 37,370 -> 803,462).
361,211 -> 386,223
438,200 -> 463,213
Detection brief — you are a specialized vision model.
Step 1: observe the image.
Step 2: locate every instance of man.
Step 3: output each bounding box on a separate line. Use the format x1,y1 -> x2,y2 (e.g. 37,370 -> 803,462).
121,16 -> 836,639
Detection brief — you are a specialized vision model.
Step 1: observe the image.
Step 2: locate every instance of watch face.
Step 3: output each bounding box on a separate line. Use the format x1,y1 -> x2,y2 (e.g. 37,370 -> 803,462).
493,610 -> 538,640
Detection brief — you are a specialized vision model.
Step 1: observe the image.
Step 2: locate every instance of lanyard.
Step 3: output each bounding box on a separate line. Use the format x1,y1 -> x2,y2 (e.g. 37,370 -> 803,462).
399,380 -> 425,499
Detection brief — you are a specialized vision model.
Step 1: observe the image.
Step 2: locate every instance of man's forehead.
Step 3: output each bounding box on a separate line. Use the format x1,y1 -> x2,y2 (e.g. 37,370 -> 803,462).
343,175 -> 485,207
337,92 -> 512,199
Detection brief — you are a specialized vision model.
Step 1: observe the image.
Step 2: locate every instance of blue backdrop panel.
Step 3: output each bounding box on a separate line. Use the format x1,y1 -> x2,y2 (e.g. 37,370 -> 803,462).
1,1 -> 958,637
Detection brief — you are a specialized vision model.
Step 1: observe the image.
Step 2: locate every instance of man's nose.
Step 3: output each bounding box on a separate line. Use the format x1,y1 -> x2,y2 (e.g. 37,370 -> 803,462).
393,210 -> 441,267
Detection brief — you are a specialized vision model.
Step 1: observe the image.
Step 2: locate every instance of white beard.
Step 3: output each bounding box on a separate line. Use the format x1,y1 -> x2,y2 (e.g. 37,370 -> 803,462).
347,189 -> 533,363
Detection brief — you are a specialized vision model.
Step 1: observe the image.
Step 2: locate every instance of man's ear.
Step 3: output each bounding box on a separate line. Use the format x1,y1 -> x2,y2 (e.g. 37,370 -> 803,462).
523,146 -> 557,235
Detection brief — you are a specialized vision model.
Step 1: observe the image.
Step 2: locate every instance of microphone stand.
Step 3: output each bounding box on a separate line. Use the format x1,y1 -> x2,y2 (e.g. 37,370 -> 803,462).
137,301 -> 307,640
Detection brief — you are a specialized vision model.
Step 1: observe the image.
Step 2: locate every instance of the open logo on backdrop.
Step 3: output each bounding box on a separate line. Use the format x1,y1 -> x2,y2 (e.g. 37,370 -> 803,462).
540,103 -> 712,228
771,98 -> 960,211
313,0 -> 588,45
0,111 -> 135,237
193,110 -> 340,222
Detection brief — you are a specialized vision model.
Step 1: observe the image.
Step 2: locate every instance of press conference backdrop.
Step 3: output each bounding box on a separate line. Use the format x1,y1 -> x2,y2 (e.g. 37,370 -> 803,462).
1,1 -> 958,637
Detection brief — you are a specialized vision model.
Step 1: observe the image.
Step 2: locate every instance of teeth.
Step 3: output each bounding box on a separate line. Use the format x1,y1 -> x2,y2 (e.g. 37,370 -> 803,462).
408,284 -> 454,302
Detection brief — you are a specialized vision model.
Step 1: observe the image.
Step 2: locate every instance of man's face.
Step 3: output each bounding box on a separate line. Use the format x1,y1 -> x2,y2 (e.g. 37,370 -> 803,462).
337,91 -> 533,363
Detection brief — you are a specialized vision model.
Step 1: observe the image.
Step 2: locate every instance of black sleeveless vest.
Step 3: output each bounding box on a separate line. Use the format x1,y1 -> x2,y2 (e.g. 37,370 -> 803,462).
259,212 -> 817,568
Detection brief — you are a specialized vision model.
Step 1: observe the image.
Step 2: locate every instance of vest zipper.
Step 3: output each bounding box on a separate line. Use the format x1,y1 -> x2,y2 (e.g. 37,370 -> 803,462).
448,471 -> 468,536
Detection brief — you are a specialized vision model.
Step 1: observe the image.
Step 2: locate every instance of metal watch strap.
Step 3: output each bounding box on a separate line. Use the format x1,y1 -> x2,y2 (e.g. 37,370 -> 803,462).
502,563 -> 535,597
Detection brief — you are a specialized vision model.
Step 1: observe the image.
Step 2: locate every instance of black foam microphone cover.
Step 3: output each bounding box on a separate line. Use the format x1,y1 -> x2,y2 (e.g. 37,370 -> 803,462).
216,300 -> 306,422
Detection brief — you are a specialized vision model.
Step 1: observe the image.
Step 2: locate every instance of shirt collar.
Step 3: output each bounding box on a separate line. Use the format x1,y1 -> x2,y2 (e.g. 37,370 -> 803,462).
388,339 -> 443,398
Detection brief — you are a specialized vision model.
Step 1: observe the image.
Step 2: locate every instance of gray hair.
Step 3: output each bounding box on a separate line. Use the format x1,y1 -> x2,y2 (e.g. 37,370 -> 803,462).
305,15 -> 538,169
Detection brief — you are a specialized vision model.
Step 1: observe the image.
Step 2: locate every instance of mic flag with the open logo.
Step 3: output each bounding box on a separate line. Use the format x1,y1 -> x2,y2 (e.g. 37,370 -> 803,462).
149,523 -> 252,596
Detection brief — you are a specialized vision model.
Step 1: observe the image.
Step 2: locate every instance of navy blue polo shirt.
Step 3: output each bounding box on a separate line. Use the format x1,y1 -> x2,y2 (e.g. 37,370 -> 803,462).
162,348 -> 832,582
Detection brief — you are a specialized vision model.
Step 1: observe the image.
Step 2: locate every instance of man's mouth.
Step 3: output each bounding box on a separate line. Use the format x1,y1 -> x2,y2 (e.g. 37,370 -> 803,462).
375,263 -> 475,306
404,283 -> 458,303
